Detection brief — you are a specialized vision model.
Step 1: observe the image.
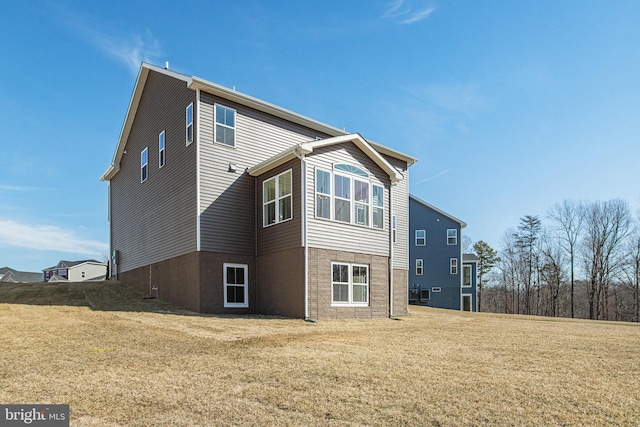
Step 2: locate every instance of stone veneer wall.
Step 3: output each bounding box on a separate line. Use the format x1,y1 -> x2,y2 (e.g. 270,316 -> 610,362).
307,248 -> 390,320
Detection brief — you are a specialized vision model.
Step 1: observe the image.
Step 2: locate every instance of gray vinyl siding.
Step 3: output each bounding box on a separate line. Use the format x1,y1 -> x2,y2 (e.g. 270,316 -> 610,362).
198,92 -> 330,254
385,156 -> 409,270
305,143 -> 390,257
110,70 -> 197,273
257,159 -> 302,255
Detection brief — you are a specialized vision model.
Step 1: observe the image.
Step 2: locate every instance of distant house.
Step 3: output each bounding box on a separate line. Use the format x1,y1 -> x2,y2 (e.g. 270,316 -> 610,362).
100,62 -> 417,319
43,260 -> 107,282
408,195 -> 477,311
0,267 -> 42,283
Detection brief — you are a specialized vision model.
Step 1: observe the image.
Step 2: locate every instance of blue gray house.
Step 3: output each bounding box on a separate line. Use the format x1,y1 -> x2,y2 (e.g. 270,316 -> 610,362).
408,194 -> 477,311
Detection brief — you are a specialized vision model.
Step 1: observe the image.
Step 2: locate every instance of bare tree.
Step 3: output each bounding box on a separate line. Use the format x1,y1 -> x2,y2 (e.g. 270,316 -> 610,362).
548,200 -> 584,318
621,226 -> 640,322
539,229 -> 565,317
581,199 -> 633,320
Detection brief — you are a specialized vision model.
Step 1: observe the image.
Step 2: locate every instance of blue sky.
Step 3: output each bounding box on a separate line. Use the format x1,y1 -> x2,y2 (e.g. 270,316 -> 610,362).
1,1 -> 639,272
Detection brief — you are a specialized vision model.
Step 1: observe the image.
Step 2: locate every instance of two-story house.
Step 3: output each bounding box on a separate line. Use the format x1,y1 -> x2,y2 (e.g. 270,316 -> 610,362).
100,63 -> 417,319
43,260 -> 107,282
408,195 -> 477,311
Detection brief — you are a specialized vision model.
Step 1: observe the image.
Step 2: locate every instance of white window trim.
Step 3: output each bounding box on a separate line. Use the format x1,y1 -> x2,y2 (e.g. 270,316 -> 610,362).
447,229 -> 458,245
159,130 -> 165,168
331,262 -> 369,307
450,258 -> 458,275
214,103 -> 237,148
263,169 -> 293,227
140,147 -> 148,183
315,168 -> 332,220
462,264 -> 472,287
415,230 -> 426,246
223,263 -> 248,308
314,166 -> 385,230
186,103 -> 194,146
416,259 -> 423,275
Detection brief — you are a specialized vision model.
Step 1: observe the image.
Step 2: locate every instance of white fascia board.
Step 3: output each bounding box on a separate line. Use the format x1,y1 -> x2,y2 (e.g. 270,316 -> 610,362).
247,145 -> 310,177
409,194 -> 467,227
303,134 -> 404,183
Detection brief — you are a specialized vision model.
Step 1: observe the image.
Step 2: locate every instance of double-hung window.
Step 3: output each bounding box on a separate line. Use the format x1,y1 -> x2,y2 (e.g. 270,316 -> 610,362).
353,179 -> 369,226
186,103 -> 193,145
447,229 -> 458,245
316,169 -> 331,219
215,104 -> 236,147
140,148 -> 148,182
223,263 -> 248,308
159,131 -> 165,168
334,174 -> 351,223
372,185 -> 384,229
463,265 -> 472,287
263,170 -> 292,226
332,262 -> 369,306
416,259 -> 423,275
316,165 -> 385,229
450,258 -> 458,275
415,230 -> 426,246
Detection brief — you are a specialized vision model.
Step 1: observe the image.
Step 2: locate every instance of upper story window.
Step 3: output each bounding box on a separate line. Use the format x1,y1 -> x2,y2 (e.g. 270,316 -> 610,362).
215,104 -> 236,147
450,258 -> 458,275
316,169 -> 331,219
447,229 -> 458,245
315,165 -> 385,229
186,103 -> 193,145
463,265 -> 472,287
392,215 -> 397,242
141,148 -> 148,182
415,230 -> 426,246
159,131 -> 165,168
416,259 -> 423,275
263,169 -> 292,227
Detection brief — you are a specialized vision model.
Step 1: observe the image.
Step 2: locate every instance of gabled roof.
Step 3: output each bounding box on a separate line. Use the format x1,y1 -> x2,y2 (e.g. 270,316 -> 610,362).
44,260 -> 102,272
409,194 -> 467,228
0,267 -> 43,283
101,63 -> 417,181
247,133 -> 404,183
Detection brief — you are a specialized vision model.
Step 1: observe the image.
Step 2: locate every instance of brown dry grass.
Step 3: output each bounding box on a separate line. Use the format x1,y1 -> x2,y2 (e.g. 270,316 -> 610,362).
1,281 -> 639,426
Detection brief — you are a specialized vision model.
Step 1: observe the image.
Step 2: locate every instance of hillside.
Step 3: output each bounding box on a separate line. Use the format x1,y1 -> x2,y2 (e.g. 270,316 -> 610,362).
1,281 -> 639,426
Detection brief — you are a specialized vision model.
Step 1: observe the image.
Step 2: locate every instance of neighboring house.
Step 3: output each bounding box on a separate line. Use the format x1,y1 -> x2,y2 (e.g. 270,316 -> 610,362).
100,62 -> 417,319
408,195 -> 477,311
0,267 -> 42,283
43,260 -> 107,282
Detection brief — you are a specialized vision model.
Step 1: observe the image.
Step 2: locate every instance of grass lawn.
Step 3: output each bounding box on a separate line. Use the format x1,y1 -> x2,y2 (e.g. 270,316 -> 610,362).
1,281 -> 639,426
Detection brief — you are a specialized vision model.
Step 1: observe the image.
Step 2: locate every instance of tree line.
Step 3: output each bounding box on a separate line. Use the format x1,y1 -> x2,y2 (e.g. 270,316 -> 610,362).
474,199 -> 640,322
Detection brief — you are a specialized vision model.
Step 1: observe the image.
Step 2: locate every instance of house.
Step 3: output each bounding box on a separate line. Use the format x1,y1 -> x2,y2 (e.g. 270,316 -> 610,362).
43,260 -> 107,282
0,267 -> 42,283
100,63 -> 417,319
408,195 -> 477,311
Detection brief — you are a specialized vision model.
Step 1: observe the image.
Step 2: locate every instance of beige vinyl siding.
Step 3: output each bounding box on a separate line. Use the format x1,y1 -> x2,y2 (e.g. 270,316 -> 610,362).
385,155 -> 409,270
198,92 -> 330,254
256,160 -> 302,255
305,143 -> 390,257
110,70 -> 197,273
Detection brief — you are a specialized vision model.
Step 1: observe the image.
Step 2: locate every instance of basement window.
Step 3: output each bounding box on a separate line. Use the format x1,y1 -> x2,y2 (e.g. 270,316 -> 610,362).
332,262 -> 369,306
224,263 -> 248,308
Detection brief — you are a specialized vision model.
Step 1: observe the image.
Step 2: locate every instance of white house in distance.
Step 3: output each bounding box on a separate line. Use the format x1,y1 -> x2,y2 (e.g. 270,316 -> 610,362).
43,260 -> 107,282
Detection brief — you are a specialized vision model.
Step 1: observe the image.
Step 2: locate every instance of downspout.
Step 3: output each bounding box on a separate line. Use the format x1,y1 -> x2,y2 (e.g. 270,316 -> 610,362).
292,145 -> 309,320
196,89 -> 201,252
389,183 -> 394,318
